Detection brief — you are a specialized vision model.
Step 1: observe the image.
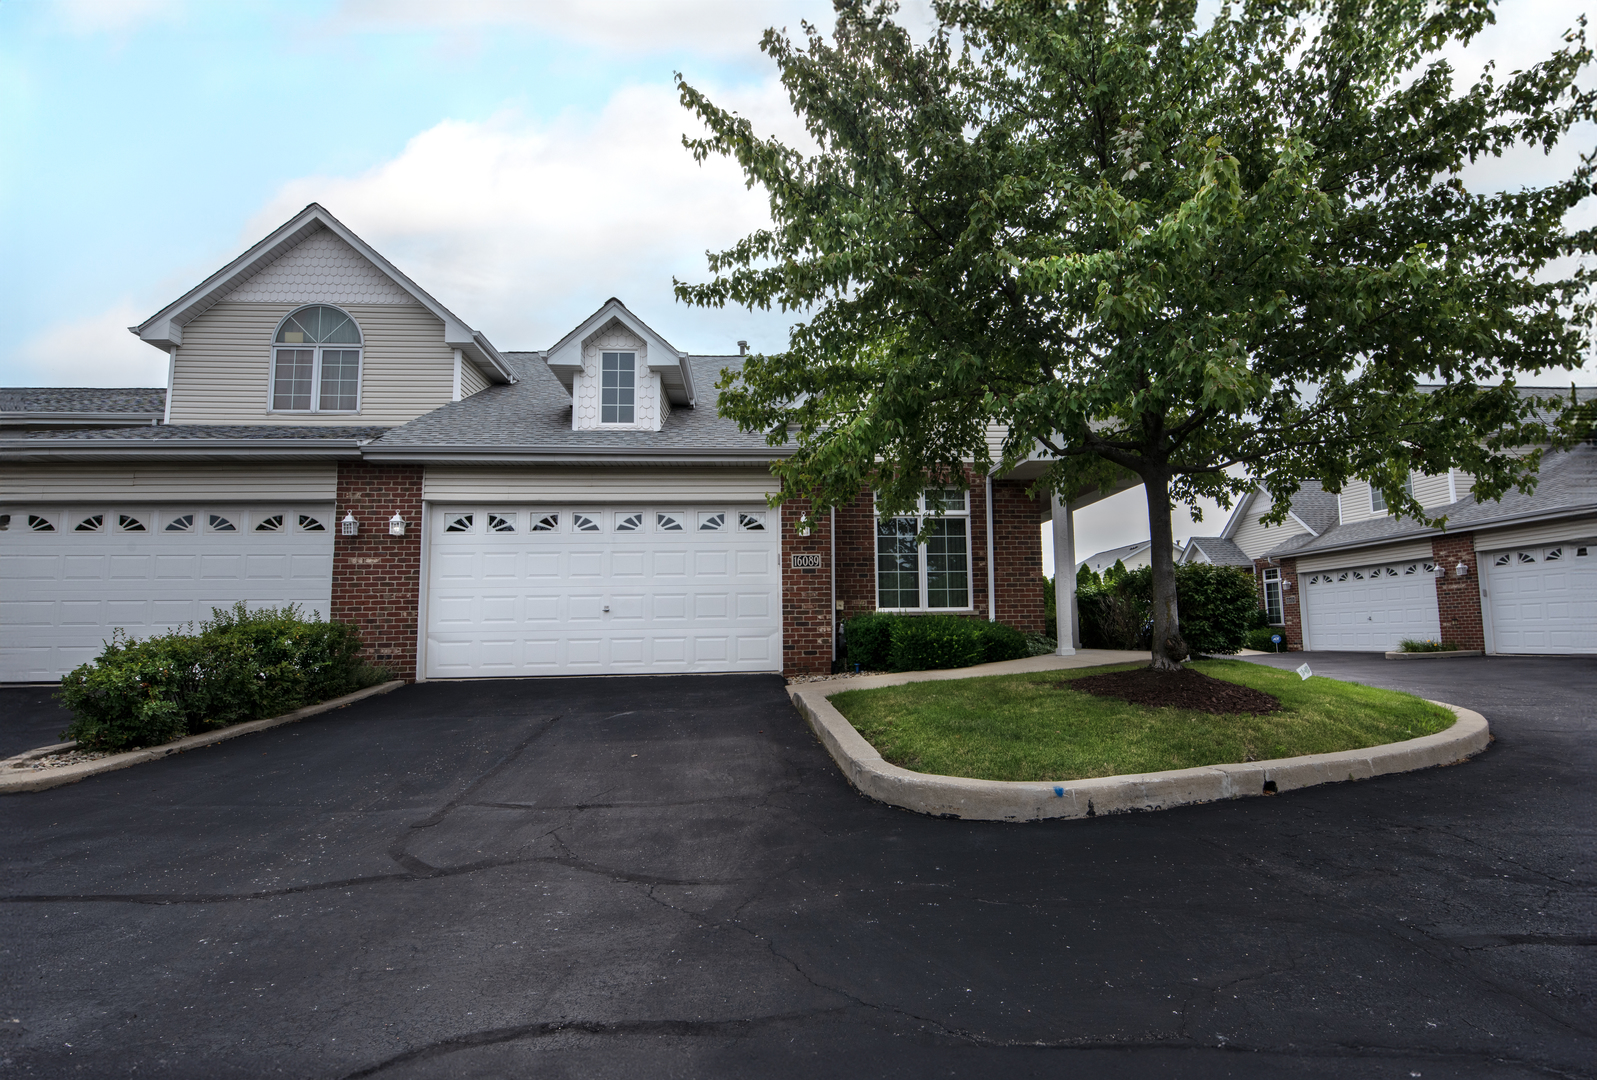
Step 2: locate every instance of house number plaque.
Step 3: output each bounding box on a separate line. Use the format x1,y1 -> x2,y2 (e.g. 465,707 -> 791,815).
790,553 -> 825,569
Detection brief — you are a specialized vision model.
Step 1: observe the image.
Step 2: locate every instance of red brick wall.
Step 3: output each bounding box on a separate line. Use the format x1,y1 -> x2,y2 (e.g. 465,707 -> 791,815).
992,479 -> 1046,633
1253,557 -> 1303,650
331,462 -> 423,681
1432,532 -> 1485,650
781,496 -> 834,676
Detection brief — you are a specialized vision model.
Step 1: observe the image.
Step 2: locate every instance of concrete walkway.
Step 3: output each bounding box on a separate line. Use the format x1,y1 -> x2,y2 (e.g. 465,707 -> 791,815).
797,648 -> 1150,693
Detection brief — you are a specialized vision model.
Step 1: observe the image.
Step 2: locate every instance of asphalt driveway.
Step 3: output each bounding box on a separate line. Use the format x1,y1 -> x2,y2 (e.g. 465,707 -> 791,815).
0,655 -> 1592,1078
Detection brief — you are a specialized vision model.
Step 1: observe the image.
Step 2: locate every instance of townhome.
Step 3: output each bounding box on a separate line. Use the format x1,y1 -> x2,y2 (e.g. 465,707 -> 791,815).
0,204 -> 1057,683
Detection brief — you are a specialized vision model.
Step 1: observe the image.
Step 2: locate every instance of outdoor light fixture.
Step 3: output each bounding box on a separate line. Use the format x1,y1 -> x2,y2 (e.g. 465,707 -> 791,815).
1281,579 -> 1293,590
389,512 -> 407,537
1456,561 -> 1469,576
341,511 -> 358,536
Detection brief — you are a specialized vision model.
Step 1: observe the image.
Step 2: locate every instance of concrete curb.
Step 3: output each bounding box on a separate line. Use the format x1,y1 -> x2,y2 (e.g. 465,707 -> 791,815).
0,680 -> 406,795
1384,650 -> 1486,660
788,682 -> 1490,822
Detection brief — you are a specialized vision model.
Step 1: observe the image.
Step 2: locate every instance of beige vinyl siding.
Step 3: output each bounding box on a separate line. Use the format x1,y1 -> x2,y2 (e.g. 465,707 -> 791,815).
1337,479 -> 1385,524
1296,539 -> 1436,573
1411,471 -> 1454,509
168,301 -> 455,425
459,358 -> 491,399
1,463 -> 336,502
1473,515 -> 1597,552
1232,491 -> 1308,559
424,467 -> 778,503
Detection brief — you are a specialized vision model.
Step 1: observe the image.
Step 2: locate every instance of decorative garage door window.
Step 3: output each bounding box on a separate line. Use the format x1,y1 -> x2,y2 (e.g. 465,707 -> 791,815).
425,505 -> 780,677
0,505 -> 337,683
875,487 -> 971,611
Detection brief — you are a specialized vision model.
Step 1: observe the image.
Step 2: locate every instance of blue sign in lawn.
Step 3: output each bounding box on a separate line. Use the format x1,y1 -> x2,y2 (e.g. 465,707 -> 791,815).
1270,634 -> 1282,644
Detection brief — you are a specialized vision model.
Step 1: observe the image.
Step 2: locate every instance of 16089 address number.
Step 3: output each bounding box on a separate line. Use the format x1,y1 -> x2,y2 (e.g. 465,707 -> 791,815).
790,553 -> 825,569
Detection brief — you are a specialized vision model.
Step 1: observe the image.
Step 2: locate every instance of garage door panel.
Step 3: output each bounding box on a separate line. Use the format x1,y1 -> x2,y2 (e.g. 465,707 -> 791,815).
482,552 -> 519,579
1487,546 -> 1595,654
2,504 -> 334,682
426,504 -> 781,677
1304,560 -> 1441,651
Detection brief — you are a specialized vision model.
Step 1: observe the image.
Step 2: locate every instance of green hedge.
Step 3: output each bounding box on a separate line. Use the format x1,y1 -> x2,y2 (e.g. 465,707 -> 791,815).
1074,562 -> 1261,655
58,603 -> 388,751
843,612 -> 1031,672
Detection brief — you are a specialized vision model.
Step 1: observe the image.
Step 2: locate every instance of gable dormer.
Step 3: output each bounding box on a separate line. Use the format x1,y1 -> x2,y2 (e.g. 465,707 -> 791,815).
540,299 -> 696,432
133,203 -> 512,426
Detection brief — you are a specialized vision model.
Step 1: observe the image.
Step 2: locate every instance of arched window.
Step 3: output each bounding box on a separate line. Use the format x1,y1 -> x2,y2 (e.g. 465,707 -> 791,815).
271,305 -> 362,412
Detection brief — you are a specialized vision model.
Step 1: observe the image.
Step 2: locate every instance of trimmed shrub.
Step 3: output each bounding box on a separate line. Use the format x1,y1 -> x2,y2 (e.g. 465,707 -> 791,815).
845,612 -> 1033,672
1244,626 -> 1286,651
58,603 -> 387,752
843,612 -> 897,671
888,614 -> 987,672
1170,564 -> 1261,655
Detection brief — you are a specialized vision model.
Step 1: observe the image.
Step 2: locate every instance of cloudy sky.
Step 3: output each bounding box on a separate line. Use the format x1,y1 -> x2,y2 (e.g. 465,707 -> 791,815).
1,0 -> 1589,567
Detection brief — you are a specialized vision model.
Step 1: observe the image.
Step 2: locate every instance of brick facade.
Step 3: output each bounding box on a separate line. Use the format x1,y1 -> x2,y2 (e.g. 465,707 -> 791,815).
1253,557 -> 1303,650
991,479 -> 1047,633
1431,532 -> 1485,650
781,497 -> 835,676
331,462 -> 423,681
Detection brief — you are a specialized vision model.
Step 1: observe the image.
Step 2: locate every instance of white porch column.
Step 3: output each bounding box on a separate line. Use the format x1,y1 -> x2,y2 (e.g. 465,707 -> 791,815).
1051,491 -> 1078,654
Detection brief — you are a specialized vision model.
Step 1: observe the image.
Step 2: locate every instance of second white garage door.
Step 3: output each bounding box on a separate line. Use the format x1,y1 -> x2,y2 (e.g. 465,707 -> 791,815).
1303,560 -> 1441,651
425,505 -> 782,677
1484,543 -> 1597,654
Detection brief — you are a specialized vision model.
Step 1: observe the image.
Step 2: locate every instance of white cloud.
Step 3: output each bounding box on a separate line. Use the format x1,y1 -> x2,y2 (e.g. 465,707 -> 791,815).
55,0 -> 183,35
333,0 -> 936,57
14,301 -> 170,388
247,78 -> 811,353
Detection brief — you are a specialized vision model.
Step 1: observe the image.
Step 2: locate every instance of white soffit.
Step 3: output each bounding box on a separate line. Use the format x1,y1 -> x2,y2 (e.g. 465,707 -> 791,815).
541,298 -> 696,406
129,203 -> 514,385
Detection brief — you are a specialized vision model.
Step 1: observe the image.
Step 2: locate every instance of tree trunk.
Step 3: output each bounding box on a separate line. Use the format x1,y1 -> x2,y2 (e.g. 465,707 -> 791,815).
1143,471 -> 1187,671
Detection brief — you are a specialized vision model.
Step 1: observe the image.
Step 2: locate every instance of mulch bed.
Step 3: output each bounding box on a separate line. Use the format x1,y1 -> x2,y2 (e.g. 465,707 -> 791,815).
1062,667 -> 1282,716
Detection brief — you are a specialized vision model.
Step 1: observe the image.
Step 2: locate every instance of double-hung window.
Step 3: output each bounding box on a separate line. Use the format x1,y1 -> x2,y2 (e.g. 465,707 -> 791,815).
1262,568 -> 1284,625
271,305 -> 362,412
875,488 -> 971,611
1369,472 -> 1414,514
600,351 -> 635,424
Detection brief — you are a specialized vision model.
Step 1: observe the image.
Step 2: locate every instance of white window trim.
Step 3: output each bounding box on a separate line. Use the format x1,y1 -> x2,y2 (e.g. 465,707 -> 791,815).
1262,567 -> 1285,625
266,305 -> 364,415
874,490 -> 975,613
598,350 -> 638,426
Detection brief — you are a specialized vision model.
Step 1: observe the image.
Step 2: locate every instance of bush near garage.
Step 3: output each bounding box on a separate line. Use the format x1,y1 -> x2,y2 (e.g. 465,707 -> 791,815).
58,603 -> 389,752
843,612 -> 1032,672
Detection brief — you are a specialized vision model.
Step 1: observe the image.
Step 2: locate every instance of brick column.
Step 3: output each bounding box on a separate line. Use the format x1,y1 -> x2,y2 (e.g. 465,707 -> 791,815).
1255,557 -> 1303,650
1432,532 -> 1484,650
331,462 -> 423,681
781,496 -> 834,675
991,479 -> 1046,633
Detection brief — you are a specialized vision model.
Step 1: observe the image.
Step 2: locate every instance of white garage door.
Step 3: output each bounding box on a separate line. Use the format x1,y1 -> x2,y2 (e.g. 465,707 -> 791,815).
425,505 -> 781,678
1484,543 -> 1597,654
1303,559 -> 1441,651
0,504 -> 336,683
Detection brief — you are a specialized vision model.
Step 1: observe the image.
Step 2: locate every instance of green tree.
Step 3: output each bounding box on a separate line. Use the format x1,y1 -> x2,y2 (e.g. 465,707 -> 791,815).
676,0 -> 1594,668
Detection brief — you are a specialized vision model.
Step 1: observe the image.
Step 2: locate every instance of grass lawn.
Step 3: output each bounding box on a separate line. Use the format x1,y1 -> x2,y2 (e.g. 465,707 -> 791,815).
827,660 -> 1457,783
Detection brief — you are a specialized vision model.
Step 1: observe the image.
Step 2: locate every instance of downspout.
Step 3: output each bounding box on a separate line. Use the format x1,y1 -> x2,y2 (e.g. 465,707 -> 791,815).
830,507 -> 838,667
985,473 -> 996,621
415,500 -> 430,682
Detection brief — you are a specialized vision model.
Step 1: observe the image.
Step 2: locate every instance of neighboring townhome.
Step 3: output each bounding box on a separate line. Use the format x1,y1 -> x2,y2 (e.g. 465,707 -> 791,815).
1203,411 -> 1597,654
1077,540 -> 1183,576
0,204 -> 1052,684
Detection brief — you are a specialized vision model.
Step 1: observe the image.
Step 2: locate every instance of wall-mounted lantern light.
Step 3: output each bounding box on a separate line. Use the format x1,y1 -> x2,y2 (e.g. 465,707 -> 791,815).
389,512 -> 407,537
1281,579 -> 1293,590
1455,561 -> 1469,576
341,511 -> 358,536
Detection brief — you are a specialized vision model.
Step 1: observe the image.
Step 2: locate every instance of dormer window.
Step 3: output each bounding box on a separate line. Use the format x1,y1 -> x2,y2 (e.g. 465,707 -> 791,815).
601,351 -> 635,424
271,305 -> 362,412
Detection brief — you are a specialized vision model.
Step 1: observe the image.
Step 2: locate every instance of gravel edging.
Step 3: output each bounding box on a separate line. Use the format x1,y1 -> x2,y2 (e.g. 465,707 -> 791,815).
0,680 -> 406,795
787,683 -> 1490,822
1384,649 -> 1486,660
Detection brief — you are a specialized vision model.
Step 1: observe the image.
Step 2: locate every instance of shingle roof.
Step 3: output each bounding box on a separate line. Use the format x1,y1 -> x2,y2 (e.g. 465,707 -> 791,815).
365,352 -> 778,456
1285,480 -> 1340,535
2,424 -> 388,443
1184,536 -> 1254,567
1262,441 -> 1597,558
1,387 -> 166,415
1076,541 -> 1152,571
